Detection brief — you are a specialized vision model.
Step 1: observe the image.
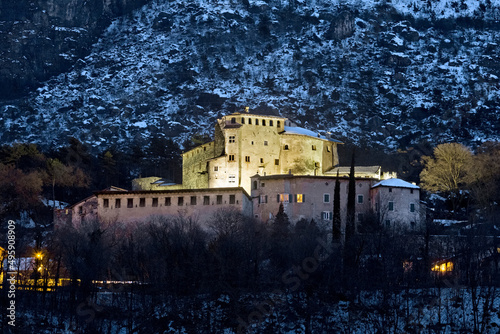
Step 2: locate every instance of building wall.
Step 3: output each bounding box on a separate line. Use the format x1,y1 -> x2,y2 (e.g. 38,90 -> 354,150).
95,188 -> 252,227
251,175 -> 373,230
371,186 -> 421,230
54,196 -> 98,228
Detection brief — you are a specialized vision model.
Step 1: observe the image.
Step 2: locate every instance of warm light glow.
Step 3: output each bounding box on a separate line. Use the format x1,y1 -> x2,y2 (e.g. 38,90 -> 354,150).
432,261 -> 453,273
35,252 -> 43,259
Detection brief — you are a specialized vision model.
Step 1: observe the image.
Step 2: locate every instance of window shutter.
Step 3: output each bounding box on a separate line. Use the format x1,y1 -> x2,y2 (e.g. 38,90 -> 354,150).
294,194 -> 297,202
277,194 -> 280,203
258,196 -> 261,204
265,195 -> 268,203
303,194 -> 305,202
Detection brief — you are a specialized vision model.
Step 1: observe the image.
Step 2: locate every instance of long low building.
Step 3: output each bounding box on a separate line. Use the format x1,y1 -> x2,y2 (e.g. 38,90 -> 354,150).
55,187 -> 253,228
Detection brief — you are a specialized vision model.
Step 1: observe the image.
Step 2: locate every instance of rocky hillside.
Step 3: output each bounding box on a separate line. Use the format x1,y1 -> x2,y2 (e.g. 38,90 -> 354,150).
1,0 -> 499,152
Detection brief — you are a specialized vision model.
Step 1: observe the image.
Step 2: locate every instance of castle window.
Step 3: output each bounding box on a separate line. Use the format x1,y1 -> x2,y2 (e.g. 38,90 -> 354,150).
322,211 -> 332,220
127,199 -> 133,208
228,175 -> 236,183
296,194 -> 304,203
269,120 -> 273,126
216,195 -> 223,205
410,203 -> 415,212
284,145 -> 289,150
214,166 -> 219,171
229,155 -> 235,162
389,188 -> 393,192
231,117 -> 236,124
279,193 -> 289,203
388,201 -> 394,211
229,136 -> 235,143
229,195 -> 236,204
139,198 -> 146,207
262,119 -> 266,126
178,197 -> 184,206
260,158 -> 264,163
256,119 -> 259,125
241,118 -> 245,124
312,145 -> 316,150
253,181 -> 258,190
357,195 -> 364,204
327,146 -> 331,152
165,197 -> 171,206
203,196 -> 210,205
245,156 -> 250,162
261,183 -> 265,187
323,194 -> 330,203
79,206 -> 83,214
277,120 -> 281,127
115,198 -> 121,209
249,118 -> 252,124
264,141 -> 268,146
152,198 -> 158,207
103,199 -> 109,208
190,196 -> 197,205
275,159 -> 279,165
259,195 -> 268,203
410,189 -> 414,194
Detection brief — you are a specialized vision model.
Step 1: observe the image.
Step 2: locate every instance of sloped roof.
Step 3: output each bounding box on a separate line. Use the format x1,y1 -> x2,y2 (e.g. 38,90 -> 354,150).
372,178 -> 420,189
327,165 -> 381,175
283,126 -> 343,143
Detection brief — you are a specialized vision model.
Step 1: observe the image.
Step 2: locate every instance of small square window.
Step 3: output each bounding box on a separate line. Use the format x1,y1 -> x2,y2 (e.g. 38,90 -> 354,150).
178,197 -> 184,206
261,183 -> 265,187
264,141 -> 268,146
259,195 -> 268,203
103,199 -> 109,208
327,146 -> 331,152
152,198 -> 158,207
275,159 -> 279,165
296,194 -> 303,203
260,158 -> 264,163
322,211 -> 332,220
284,145 -> 289,150
203,196 -> 210,205
410,189 -> 414,194
228,175 -> 236,183
312,145 -> 316,151
216,195 -> 223,205
324,194 -> 330,203
139,198 -> 146,207
165,197 -> 171,206
279,194 -> 289,203
190,196 -> 197,205
127,198 -> 133,208
229,155 -> 235,162
115,198 -> 121,209
389,188 -> 393,192
229,195 -> 236,204
357,195 -> 364,204
214,166 -> 219,171
388,201 -> 394,211
229,136 -> 235,143
245,156 -> 250,162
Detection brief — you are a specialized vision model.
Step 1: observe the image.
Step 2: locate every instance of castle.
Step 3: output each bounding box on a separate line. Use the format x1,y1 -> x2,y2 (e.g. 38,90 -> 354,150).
56,110 -> 421,231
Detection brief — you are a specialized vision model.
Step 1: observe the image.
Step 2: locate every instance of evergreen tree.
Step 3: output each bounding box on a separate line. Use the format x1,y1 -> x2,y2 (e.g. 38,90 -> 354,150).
346,150 -> 356,240
333,170 -> 341,240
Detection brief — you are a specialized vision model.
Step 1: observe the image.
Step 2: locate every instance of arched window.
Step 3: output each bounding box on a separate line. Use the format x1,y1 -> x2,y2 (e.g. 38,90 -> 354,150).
231,117 -> 236,124
253,180 -> 258,190
284,145 -> 289,150
277,120 -> 281,127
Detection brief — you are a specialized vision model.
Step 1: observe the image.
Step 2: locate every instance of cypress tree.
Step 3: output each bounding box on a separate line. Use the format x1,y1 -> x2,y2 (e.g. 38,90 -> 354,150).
333,170 -> 341,240
346,150 -> 356,240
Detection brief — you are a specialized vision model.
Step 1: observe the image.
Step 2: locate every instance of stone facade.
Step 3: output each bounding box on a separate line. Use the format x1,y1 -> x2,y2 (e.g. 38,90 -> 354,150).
136,110 -> 342,195
251,174 -> 421,231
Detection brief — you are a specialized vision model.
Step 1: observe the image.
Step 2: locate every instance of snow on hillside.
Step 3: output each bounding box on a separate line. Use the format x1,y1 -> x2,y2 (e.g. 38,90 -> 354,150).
1,0 -> 499,151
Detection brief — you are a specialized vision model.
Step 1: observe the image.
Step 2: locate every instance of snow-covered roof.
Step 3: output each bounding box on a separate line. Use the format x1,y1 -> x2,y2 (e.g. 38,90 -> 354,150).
283,126 -> 342,143
372,178 -> 420,189
327,165 -> 381,175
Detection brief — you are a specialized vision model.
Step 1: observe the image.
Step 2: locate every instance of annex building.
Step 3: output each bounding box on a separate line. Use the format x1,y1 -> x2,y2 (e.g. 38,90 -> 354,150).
56,109 -> 421,231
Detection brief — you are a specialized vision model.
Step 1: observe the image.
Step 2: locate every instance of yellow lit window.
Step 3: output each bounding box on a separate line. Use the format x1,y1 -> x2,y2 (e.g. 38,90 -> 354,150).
296,194 -> 303,203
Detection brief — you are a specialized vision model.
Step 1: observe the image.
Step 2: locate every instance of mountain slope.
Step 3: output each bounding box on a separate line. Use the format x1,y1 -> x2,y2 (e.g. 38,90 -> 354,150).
1,0 -> 499,151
